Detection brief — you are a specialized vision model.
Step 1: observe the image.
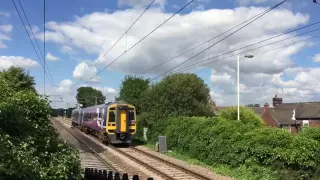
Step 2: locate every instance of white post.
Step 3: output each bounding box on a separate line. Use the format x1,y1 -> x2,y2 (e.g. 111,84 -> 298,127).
237,55 -> 240,121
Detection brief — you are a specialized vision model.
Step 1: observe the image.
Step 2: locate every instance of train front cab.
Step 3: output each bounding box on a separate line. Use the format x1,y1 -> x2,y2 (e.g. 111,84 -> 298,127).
106,103 -> 136,144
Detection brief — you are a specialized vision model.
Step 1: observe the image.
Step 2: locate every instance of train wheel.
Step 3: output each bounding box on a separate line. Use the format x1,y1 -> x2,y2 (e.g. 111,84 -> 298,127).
99,133 -> 109,145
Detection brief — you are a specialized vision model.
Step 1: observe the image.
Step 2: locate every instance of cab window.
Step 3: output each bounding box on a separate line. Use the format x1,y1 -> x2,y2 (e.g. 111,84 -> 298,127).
108,111 -> 116,123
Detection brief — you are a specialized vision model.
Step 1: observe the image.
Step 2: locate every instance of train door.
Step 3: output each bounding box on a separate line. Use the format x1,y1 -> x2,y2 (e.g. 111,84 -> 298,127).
117,105 -> 129,133
120,109 -> 127,132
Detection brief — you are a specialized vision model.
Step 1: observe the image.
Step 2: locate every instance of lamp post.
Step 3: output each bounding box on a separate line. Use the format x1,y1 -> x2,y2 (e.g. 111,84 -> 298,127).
237,54 -> 254,121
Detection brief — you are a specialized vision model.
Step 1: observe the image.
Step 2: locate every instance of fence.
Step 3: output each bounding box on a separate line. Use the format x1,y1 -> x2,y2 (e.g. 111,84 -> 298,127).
84,168 -> 154,180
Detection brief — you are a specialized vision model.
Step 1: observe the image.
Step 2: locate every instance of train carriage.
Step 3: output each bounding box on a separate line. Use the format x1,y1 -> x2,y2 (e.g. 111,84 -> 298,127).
71,101 -> 136,145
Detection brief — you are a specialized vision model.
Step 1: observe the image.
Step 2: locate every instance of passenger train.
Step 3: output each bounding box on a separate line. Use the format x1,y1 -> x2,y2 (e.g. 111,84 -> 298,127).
71,101 -> 136,145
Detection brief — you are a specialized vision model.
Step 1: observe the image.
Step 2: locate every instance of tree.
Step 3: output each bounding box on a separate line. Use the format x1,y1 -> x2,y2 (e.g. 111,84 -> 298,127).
0,75 -> 82,179
141,73 -> 213,120
76,87 -> 106,107
118,75 -> 150,114
0,66 -> 36,92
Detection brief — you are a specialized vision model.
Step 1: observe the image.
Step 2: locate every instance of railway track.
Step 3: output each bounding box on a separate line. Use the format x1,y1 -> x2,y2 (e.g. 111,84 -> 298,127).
114,146 -> 213,180
57,117 -> 214,180
51,118 -> 122,176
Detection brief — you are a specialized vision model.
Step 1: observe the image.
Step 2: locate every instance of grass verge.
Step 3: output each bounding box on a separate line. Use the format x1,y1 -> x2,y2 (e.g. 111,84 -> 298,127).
133,140 -> 277,180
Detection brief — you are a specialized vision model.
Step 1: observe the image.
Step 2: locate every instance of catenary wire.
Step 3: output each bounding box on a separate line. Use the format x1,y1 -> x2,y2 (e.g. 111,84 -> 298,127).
72,0 -> 157,87
77,0 -> 196,88
149,0 -> 288,81
172,28 -> 320,73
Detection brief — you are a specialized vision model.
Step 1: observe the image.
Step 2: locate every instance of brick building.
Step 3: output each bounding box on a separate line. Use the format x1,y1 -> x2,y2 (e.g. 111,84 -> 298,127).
211,95 -> 320,134
260,95 -> 320,133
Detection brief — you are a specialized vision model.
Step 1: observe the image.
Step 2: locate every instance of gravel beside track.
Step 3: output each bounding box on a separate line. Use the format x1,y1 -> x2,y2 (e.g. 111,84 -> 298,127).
53,117 -> 160,180
56,117 -> 234,180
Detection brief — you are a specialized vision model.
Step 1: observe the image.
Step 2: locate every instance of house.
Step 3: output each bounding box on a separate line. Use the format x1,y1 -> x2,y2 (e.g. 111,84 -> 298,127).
261,95 -> 320,133
211,95 -> 320,134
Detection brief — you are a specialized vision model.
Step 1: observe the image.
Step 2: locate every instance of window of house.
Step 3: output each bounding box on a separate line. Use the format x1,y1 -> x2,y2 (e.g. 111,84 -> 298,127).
281,125 -> 291,132
302,120 -> 309,127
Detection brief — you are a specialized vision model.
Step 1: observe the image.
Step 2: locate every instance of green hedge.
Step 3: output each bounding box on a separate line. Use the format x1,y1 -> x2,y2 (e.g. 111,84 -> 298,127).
138,107 -> 320,180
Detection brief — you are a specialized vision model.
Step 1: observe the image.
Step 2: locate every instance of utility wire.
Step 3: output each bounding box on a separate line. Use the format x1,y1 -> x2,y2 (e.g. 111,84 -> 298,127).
202,35 -> 319,74
72,0 -> 156,87
138,5 -> 278,75
172,26 -> 320,73
44,0 -> 46,95
150,0 -> 288,81
11,0 -> 56,89
15,0 -> 57,92
78,0 -> 195,88
141,21 -> 320,75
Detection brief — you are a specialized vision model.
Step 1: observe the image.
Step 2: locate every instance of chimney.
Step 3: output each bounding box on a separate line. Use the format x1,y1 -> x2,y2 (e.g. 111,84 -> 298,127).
272,94 -> 283,108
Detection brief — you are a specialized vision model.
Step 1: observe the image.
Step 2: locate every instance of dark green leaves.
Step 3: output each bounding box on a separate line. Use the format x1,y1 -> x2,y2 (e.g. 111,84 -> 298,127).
76,86 -> 106,107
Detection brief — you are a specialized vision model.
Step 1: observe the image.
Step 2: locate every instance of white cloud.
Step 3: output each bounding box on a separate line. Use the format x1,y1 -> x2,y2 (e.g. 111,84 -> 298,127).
237,0 -> 277,6
35,6 -> 309,76
73,61 -> 101,83
37,82 -> 118,108
313,54 -> 320,62
117,0 -> 167,8
0,11 -> 10,17
60,45 -> 77,54
57,79 -> 73,93
0,24 -> 13,33
93,86 -> 119,102
0,13 -> 12,48
0,56 -> 39,70
210,66 -> 320,107
46,52 -> 60,61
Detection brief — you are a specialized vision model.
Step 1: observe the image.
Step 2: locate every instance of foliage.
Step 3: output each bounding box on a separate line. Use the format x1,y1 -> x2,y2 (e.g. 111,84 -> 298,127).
76,86 -> 106,107
140,73 -> 214,121
218,106 -> 264,127
117,75 -> 150,114
0,66 -> 36,93
299,127 -> 320,143
0,76 -> 82,179
141,107 -> 320,180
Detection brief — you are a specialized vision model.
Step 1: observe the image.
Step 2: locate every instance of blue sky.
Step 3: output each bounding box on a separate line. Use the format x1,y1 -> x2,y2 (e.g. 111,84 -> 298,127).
1,0 -> 320,108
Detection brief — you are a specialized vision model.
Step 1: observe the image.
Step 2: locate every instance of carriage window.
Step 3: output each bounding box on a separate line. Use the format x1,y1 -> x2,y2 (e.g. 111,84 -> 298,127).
129,109 -> 135,120
109,111 -> 116,122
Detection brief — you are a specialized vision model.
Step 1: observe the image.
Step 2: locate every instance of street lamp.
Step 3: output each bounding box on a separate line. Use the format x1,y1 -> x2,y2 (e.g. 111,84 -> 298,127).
237,54 -> 254,121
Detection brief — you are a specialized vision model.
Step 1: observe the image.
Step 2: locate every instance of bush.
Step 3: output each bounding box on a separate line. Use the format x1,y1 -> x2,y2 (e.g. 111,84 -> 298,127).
0,77 -> 82,179
299,127 -> 320,143
144,107 -> 320,179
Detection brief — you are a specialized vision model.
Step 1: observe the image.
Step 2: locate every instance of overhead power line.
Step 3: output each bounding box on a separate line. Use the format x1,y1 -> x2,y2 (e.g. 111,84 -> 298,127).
77,0 -> 196,88
138,5 -> 279,75
140,20 -> 320,76
150,0 -> 288,81
171,25 -> 320,73
73,0 -> 157,87
12,0 -> 57,90
14,0 -> 58,92
201,35 -> 319,74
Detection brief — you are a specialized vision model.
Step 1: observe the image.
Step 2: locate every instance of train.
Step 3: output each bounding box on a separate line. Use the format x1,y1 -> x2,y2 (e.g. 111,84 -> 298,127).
71,101 -> 136,145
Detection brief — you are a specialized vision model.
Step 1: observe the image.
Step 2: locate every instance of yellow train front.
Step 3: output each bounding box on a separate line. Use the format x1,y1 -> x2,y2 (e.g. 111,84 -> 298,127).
71,101 -> 137,145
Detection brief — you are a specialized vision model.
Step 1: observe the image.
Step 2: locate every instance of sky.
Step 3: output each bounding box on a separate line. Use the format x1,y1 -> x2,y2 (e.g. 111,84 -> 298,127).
0,0 -> 320,108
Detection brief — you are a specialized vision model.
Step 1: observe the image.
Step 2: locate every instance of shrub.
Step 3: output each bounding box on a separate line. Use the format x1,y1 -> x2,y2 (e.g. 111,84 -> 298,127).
0,77 -> 82,179
145,107 -> 320,179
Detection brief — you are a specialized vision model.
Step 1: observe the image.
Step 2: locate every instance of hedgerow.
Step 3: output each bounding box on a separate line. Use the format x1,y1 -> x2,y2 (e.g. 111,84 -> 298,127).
0,77 -> 82,179
140,107 -> 320,179
127,73 -> 320,179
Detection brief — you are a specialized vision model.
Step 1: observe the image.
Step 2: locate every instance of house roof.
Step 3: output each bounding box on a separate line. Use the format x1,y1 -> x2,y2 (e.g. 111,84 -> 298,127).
294,102 -> 320,119
249,107 -> 265,116
269,102 -> 320,125
269,108 -> 299,125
